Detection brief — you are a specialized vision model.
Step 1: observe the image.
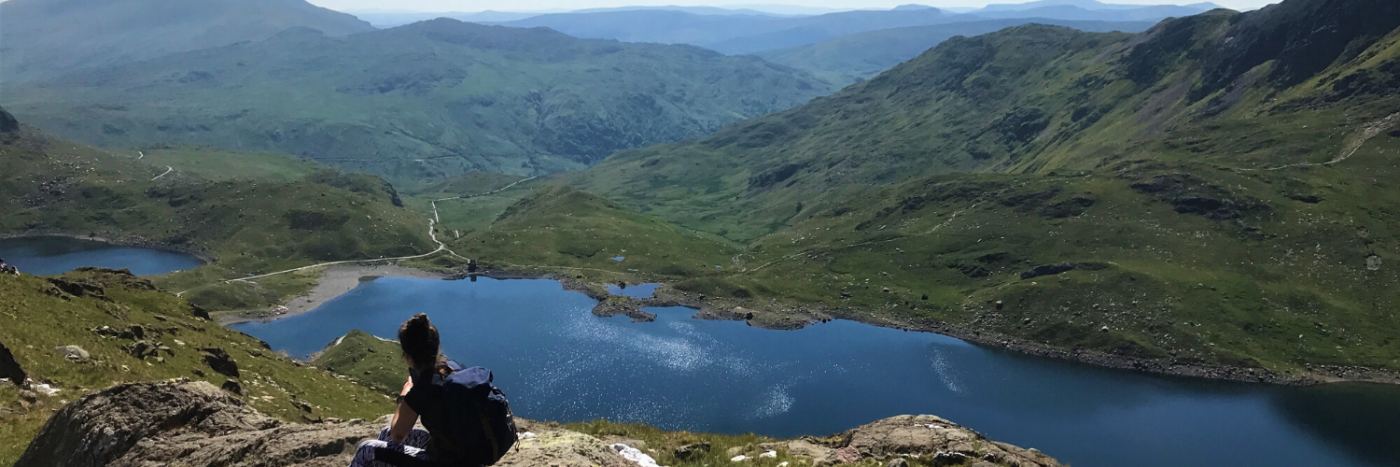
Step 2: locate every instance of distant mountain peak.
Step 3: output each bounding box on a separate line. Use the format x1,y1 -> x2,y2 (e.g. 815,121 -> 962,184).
893,4 -> 938,10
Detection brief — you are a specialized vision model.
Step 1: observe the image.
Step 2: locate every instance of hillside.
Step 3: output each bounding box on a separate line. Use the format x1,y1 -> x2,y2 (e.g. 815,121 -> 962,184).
0,268 -> 395,465
758,18 -> 1155,84
0,0 -> 373,82
969,4 -> 1219,21
557,0 -> 1400,378
0,106 -> 439,313
500,4 -> 1206,55
2,19 -> 836,184
503,7 -> 960,54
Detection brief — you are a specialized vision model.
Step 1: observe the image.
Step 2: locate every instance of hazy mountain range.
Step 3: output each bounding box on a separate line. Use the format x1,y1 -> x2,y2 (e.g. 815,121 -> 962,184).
2,19 -> 836,183
0,0 -> 373,82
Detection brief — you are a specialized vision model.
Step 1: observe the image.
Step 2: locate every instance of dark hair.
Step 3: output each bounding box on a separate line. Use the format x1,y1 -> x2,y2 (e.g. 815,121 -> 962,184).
398,313 -> 442,374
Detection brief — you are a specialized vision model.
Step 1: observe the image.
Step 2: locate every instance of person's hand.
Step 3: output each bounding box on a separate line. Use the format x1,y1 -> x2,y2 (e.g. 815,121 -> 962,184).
401,377 -> 413,397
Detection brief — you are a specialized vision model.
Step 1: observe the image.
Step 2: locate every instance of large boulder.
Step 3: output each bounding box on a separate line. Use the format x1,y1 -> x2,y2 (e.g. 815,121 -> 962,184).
17,380 -> 632,467
0,105 -> 18,133
843,415 -> 1062,467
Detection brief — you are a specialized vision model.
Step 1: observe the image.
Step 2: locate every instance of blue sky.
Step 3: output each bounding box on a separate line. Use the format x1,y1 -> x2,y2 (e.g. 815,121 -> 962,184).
308,0 -> 1279,13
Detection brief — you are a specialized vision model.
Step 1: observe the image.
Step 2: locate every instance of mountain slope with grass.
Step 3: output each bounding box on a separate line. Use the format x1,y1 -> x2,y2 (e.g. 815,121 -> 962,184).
0,0 -> 373,82
3,19 -> 836,184
0,268 -> 395,465
556,0 -> 1400,379
757,18 -> 1155,84
0,106 -> 438,313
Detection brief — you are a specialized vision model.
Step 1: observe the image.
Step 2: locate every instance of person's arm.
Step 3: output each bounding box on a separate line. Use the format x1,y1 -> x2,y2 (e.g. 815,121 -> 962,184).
389,377 -> 418,444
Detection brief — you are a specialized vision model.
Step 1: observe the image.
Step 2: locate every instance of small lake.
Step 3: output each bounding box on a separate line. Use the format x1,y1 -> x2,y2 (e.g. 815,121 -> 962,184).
0,236 -> 203,276
232,277 -> 1400,467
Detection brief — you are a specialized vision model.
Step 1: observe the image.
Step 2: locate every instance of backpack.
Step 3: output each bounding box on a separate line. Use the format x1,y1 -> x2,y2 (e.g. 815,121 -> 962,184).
405,361 -> 518,466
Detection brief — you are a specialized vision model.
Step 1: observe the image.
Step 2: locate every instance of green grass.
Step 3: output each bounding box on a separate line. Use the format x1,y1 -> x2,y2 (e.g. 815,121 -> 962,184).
0,269 -> 394,465
310,329 -> 408,396
135,144 -> 324,182
449,185 -> 739,283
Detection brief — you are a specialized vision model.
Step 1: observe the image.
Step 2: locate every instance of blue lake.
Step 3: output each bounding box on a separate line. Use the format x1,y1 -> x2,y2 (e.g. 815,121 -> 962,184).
232,276 -> 1400,467
0,236 -> 203,276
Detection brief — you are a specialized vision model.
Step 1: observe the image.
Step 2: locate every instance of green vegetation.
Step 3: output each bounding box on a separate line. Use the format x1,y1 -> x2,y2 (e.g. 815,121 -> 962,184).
0,0 -> 372,82
546,1 -> 1400,376
0,269 -> 394,464
757,19 -> 1155,85
310,329 -> 408,396
3,19 -> 837,185
449,185 -> 739,283
134,144 -> 324,182
0,115 -> 440,314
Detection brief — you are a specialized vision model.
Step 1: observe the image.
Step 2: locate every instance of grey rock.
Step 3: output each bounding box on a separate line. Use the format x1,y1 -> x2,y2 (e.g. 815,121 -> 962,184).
54,345 -> 90,362
675,442 -> 711,460
888,458 -> 910,467
200,347 -> 240,378
16,380 -> 631,467
842,415 -> 1063,466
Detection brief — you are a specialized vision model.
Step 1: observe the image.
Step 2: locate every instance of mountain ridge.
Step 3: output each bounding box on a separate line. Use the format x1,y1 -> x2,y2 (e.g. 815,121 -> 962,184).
0,0 -> 374,82
2,18 -> 836,185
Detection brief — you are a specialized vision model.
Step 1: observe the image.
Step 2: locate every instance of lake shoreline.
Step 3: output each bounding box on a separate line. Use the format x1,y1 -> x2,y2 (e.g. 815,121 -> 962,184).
0,231 -> 215,263
217,264 -> 451,325
237,262 -> 1400,387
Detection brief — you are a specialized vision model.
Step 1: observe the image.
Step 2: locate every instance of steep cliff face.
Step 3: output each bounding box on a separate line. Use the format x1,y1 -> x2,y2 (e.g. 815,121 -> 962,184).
16,380 -> 1065,467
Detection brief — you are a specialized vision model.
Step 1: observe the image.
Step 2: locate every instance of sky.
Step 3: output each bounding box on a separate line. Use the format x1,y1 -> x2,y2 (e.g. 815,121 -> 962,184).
307,0 -> 1279,13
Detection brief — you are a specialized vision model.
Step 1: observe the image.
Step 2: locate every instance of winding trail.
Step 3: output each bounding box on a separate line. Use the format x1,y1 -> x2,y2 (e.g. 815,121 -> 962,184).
430,176 -> 537,223
151,166 -> 174,181
1238,112 -> 1400,172
224,178 -> 540,285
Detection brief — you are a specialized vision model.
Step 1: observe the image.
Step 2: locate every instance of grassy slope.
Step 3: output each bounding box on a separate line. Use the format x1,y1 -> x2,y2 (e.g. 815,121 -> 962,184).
0,120 -> 439,314
310,329 -> 408,396
448,185 -> 739,282
3,19 -> 837,185
134,144 -> 325,182
0,269 -> 394,465
549,0 -> 1400,375
757,18 -> 1155,85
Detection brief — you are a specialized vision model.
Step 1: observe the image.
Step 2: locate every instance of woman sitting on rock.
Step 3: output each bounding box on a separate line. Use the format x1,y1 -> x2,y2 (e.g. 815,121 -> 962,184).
349,314 -> 445,467
350,313 -> 517,467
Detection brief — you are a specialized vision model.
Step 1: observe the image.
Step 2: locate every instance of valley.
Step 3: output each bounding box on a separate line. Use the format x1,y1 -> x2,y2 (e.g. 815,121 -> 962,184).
3,0 -> 1400,466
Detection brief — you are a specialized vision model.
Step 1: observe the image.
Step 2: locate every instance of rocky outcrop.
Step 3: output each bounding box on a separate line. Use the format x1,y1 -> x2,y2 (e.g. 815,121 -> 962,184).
17,380 -> 634,467
0,105 -> 18,133
843,415 -> 1061,467
0,340 -> 26,385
